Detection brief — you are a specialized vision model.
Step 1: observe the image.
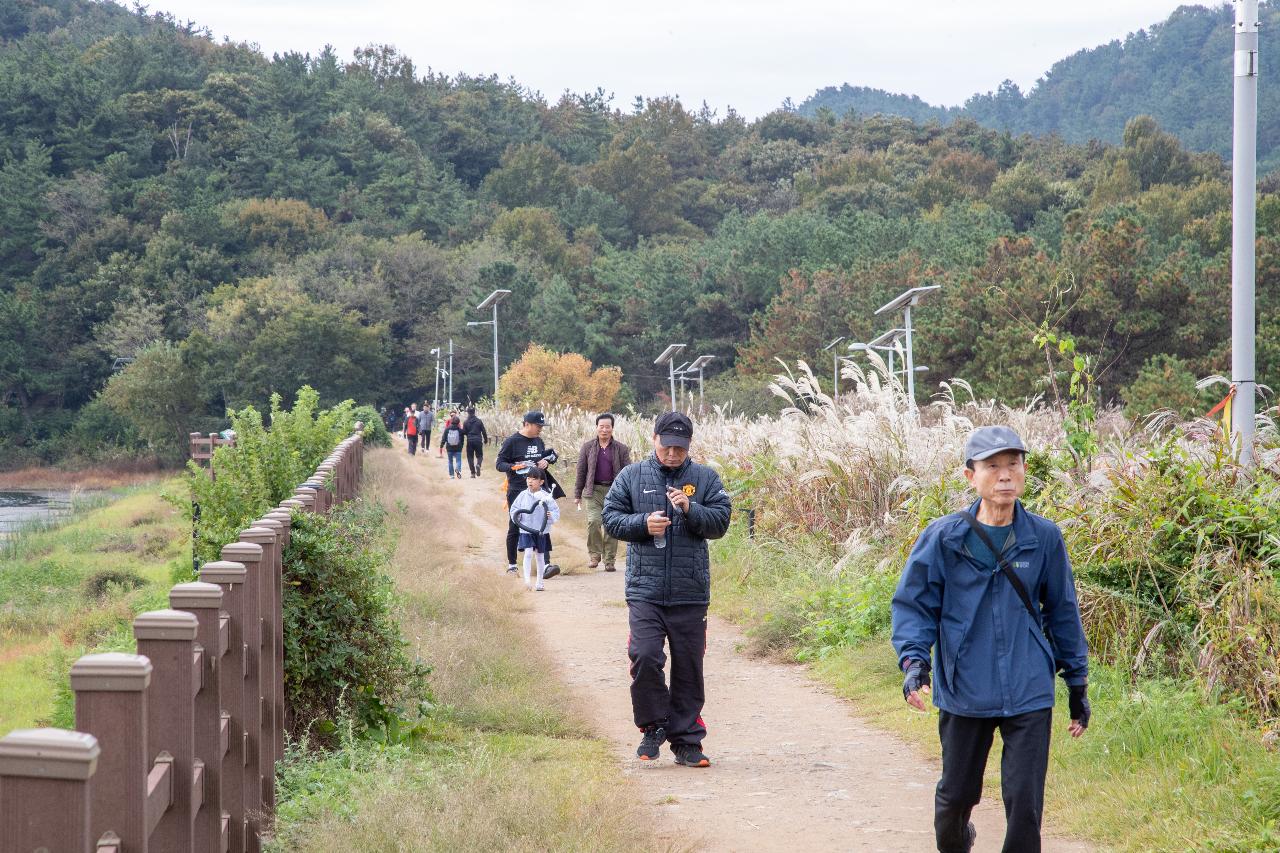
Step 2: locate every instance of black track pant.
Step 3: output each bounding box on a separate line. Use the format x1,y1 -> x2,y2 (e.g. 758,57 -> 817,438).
627,600 -> 708,747
505,486 -> 522,565
935,707 -> 1052,853
466,440 -> 484,476
407,433 -> 418,455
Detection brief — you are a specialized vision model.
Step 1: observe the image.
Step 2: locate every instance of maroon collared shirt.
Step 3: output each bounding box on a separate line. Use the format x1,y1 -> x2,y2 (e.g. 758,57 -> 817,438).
595,441 -> 615,484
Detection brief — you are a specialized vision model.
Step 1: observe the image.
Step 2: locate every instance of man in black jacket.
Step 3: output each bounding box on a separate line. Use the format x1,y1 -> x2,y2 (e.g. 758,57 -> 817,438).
496,411 -> 560,578
603,411 -> 732,768
463,407 -> 488,478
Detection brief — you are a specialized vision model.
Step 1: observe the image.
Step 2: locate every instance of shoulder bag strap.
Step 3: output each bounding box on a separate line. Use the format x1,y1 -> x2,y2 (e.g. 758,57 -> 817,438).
956,510 -> 1039,625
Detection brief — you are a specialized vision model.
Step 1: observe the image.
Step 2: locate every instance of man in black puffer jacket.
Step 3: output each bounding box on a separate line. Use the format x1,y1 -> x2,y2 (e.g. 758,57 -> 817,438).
603,411 -> 732,769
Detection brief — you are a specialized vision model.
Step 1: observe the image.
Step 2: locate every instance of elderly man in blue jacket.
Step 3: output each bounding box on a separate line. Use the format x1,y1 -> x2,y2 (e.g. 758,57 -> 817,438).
892,426 -> 1090,853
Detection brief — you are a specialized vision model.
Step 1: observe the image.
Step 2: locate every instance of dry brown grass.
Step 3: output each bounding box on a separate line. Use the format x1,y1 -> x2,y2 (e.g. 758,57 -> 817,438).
271,449 -> 664,853
0,462 -> 169,490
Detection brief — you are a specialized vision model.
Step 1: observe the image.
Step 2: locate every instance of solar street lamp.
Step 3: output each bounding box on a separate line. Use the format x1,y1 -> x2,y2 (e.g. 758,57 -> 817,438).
654,344 -> 686,410
687,355 -> 716,410
471,289 -> 511,399
823,336 -> 846,397
874,286 -> 940,412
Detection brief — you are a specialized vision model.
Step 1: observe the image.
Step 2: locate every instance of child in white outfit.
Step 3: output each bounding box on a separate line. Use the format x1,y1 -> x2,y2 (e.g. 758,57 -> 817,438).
508,468 -> 560,590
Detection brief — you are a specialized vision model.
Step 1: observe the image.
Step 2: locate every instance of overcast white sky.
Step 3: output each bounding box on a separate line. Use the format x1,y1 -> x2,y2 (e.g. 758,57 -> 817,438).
154,0 -> 1190,117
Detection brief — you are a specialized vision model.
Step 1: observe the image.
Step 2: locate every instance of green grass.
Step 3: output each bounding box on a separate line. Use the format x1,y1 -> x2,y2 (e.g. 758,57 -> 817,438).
0,479 -> 190,735
710,520 -> 1280,852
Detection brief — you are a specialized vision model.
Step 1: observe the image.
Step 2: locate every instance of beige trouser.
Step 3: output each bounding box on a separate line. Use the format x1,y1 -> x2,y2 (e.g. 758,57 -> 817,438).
585,488 -> 619,565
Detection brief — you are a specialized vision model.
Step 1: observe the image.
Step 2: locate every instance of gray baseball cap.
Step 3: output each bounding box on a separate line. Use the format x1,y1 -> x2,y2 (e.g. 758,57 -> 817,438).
964,426 -> 1027,464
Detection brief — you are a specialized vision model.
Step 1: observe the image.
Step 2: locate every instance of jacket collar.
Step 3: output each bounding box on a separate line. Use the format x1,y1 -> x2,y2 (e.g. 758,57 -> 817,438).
648,453 -> 691,478
940,498 -> 1039,555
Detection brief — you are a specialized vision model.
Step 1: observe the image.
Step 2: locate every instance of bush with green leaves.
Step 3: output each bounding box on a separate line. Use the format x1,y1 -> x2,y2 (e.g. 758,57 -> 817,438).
186,386 -> 374,564
282,499 -> 429,744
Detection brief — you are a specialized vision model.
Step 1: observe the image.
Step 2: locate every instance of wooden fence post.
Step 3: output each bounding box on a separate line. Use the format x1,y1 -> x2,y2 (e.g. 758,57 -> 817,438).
170,582 -> 225,853
263,510 -> 292,744
240,522 -> 281,787
219,541 -> 264,853
198,560 -> 247,853
291,488 -> 317,513
0,728 -> 101,853
134,609 -> 199,852
71,653 -> 153,852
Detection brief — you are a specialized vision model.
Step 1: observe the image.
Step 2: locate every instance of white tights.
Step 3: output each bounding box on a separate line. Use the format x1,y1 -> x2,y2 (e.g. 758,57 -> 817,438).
521,549 -> 547,588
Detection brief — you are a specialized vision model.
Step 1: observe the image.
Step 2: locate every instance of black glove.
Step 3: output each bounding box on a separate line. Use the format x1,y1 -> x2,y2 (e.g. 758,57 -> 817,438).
1068,684 -> 1090,729
902,658 -> 931,700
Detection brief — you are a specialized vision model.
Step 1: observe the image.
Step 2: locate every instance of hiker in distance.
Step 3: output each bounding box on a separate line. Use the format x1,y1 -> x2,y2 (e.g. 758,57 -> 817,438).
404,404 -> 419,455
417,403 -> 434,451
463,406 -> 489,478
574,412 -> 631,572
603,412 -> 732,768
496,411 -> 562,579
891,426 -> 1090,853
440,414 -> 465,479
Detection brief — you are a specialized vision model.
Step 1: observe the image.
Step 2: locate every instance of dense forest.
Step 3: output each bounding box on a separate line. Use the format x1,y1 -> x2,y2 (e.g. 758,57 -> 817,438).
2,0 -> 1279,464
799,4 -> 1280,171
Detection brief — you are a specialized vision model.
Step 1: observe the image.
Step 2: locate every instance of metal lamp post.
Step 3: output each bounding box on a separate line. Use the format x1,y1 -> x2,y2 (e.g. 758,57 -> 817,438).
673,361 -> 691,410
655,344 -> 686,410
823,336 -> 846,397
874,286 -> 940,413
470,289 -> 512,401
1233,0 -> 1260,465
687,355 -> 716,411
868,328 -> 906,387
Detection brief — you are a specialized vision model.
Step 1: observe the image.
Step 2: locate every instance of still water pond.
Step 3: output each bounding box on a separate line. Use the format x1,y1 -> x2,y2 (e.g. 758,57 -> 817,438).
0,490 -> 77,536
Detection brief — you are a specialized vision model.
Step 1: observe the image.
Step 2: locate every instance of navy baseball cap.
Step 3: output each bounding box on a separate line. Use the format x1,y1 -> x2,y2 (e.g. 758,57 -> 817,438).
654,411 -> 693,448
523,411 -> 546,426
964,426 -> 1027,464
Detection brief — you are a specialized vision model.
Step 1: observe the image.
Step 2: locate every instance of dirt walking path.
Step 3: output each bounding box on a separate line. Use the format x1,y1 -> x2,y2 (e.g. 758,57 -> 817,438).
421,456 -> 1092,853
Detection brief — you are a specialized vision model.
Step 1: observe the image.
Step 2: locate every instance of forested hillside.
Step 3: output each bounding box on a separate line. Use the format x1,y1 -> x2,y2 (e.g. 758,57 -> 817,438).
1,0 -> 1278,464
799,4 -> 1280,171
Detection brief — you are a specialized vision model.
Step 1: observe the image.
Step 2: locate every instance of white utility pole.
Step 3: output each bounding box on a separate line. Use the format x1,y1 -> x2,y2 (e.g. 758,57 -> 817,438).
447,338 -> 454,408
1233,0 -> 1260,465
431,347 -> 441,408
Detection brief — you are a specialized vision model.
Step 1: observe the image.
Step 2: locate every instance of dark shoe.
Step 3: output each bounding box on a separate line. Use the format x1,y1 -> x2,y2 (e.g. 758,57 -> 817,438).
542,564 -> 561,579
604,563 -> 616,572
672,744 -> 710,768
636,725 -> 666,760
966,822 -> 976,852
587,553 -> 600,568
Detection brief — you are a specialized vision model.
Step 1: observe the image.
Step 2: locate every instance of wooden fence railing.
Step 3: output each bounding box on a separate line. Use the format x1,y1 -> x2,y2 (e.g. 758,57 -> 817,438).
0,424 -> 367,853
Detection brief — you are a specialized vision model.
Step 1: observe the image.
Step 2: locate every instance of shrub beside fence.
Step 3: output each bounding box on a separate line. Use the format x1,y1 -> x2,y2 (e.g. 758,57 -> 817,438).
0,425 -> 366,853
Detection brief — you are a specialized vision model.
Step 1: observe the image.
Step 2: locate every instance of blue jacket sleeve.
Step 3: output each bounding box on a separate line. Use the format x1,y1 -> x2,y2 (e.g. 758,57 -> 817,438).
1040,526 -> 1089,686
891,524 -> 944,669
602,468 -> 650,542
686,470 -> 731,540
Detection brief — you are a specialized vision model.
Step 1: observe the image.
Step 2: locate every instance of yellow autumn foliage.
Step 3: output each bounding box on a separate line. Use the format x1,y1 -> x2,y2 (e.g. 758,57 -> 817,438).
497,345 -> 622,412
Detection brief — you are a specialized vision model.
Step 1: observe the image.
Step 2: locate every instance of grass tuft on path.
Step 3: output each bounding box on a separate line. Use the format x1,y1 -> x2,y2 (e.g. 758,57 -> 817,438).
269,450 -> 665,853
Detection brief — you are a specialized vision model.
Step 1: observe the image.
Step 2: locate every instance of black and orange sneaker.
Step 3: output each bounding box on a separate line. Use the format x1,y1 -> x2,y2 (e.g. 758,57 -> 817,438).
636,725 -> 666,760
672,744 -> 710,768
